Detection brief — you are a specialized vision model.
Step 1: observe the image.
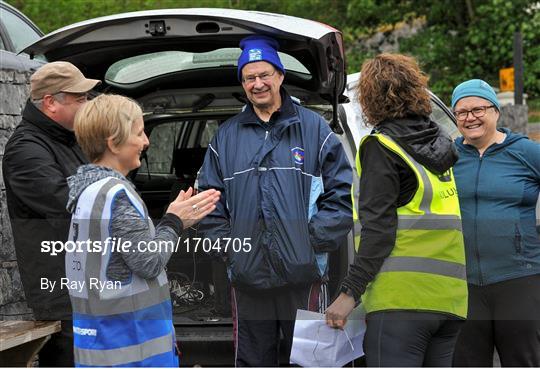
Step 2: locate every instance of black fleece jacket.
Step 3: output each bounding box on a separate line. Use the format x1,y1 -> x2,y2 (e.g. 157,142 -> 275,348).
3,100 -> 88,319
341,116 -> 458,302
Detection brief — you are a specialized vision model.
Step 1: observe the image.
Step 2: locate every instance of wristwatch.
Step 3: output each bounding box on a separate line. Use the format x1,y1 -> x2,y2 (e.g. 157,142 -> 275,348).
340,285 -> 361,307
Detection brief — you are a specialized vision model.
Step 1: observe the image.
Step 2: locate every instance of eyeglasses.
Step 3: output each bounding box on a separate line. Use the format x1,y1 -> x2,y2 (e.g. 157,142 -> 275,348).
242,70 -> 277,84
70,93 -> 89,104
453,105 -> 495,121
52,92 -> 88,105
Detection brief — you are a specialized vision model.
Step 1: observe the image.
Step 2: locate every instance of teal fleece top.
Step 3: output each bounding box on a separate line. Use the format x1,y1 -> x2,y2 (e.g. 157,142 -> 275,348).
454,128 -> 540,286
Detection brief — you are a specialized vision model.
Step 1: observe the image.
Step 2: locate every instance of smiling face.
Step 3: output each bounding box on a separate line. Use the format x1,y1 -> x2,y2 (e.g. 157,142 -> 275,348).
44,92 -> 88,131
241,61 -> 284,112
454,96 -> 500,146
116,117 -> 149,175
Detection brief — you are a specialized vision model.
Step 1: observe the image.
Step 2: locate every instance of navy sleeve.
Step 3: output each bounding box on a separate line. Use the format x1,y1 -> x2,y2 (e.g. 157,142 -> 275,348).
308,122 -> 353,252
196,135 -> 231,246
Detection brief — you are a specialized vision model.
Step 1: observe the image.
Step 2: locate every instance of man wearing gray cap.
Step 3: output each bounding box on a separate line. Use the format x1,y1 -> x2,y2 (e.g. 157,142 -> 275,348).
3,61 -> 100,367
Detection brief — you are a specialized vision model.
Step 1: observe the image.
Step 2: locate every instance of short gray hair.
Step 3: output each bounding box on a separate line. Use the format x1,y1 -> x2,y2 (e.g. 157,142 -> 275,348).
32,92 -> 67,110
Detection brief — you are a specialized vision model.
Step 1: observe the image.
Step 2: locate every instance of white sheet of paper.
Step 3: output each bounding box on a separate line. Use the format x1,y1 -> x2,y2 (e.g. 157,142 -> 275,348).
290,306 -> 366,367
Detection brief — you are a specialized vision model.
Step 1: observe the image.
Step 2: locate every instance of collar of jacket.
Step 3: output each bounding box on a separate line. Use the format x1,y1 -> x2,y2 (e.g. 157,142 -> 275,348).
21,99 -> 77,145
455,127 -> 525,156
374,115 -> 458,174
239,87 -> 299,128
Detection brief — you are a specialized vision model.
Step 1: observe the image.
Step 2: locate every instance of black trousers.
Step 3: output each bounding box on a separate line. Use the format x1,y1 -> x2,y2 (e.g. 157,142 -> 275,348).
364,311 -> 463,367
38,320 -> 74,367
453,274 -> 540,367
231,283 -> 325,367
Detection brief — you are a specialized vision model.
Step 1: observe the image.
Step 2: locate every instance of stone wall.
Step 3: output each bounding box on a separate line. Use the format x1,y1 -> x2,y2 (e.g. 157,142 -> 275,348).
499,104 -> 529,135
347,18 -> 426,58
0,69 -> 33,320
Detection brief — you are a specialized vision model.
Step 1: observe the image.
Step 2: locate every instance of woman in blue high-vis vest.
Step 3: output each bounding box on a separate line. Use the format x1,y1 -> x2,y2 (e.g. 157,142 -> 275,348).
65,94 -> 220,367
451,80 -> 540,367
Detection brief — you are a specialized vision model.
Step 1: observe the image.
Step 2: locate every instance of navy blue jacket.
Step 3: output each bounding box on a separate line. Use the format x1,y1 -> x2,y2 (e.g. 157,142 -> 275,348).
454,128 -> 540,286
198,90 -> 353,290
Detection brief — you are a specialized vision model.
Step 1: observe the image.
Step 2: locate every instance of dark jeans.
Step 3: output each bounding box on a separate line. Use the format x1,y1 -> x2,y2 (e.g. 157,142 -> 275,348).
38,320 -> 74,367
231,283 -> 324,367
364,311 -> 463,367
453,274 -> 540,367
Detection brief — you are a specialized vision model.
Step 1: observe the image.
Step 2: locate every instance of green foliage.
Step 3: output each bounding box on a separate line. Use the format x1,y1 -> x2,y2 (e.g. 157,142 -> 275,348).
399,0 -> 540,101
7,0 -> 539,101
400,25 -> 466,100
6,0 -> 349,34
7,0 -> 233,33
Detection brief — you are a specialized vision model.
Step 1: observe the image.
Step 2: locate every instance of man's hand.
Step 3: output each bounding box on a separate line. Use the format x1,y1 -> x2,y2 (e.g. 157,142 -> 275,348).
325,292 -> 356,330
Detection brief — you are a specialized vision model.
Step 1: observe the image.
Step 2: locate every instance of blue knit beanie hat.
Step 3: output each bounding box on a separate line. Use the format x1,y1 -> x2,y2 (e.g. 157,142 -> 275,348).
451,79 -> 500,110
237,35 -> 285,81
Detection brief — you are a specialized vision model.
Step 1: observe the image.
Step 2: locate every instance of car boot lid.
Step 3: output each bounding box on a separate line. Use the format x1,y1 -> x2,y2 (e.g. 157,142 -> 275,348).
22,8 -> 346,104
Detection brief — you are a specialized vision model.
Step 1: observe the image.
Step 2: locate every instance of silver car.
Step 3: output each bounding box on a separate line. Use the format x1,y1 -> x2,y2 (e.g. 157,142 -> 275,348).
23,9 -> 456,365
0,1 -> 44,71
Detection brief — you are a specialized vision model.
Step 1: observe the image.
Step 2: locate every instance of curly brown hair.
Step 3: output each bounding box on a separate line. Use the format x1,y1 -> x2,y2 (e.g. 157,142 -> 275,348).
357,53 -> 432,126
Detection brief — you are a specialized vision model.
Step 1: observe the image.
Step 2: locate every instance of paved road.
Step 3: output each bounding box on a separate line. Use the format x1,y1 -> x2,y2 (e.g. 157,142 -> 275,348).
529,122 -> 540,142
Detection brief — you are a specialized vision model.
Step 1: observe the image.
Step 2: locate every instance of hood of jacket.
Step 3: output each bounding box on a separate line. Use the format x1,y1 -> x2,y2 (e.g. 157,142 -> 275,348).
454,127 -> 527,155
66,164 -> 128,213
376,116 -> 458,174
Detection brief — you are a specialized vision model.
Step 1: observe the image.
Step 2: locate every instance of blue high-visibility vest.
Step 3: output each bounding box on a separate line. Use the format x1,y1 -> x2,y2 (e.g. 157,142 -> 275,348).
66,177 -> 179,367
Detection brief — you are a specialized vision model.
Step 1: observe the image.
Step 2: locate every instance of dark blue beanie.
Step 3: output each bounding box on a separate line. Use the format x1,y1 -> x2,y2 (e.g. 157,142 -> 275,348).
237,35 -> 285,81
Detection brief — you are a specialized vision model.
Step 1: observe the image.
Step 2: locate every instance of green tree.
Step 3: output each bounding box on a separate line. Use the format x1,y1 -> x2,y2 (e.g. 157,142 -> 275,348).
7,0 -> 539,100
341,0 -> 539,100
7,0 -> 233,33
398,0 -> 539,100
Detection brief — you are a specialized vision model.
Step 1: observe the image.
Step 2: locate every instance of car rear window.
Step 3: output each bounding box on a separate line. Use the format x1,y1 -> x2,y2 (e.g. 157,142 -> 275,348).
105,48 -> 310,84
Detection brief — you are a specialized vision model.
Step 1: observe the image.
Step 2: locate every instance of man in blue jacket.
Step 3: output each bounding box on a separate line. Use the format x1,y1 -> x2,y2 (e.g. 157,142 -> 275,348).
197,35 -> 353,366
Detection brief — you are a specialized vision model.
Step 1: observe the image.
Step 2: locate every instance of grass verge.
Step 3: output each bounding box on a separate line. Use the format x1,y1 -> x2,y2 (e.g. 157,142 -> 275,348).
528,98 -> 540,123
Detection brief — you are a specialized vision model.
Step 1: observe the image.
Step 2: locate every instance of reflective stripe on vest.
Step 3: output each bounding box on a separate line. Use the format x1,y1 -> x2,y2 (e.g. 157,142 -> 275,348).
380,256 -> 466,280
352,134 -> 467,318
75,333 -> 174,367
66,177 -> 177,367
351,155 -> 362,248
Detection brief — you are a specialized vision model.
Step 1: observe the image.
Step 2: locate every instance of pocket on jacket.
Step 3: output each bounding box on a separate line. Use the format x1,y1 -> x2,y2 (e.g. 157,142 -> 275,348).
268,234 -> 319,285
514,223 -> 522,254
268,246 -> 287,281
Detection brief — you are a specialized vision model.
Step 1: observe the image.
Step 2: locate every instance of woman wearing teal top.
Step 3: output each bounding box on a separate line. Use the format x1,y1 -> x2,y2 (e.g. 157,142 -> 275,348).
451,79 -> 540,366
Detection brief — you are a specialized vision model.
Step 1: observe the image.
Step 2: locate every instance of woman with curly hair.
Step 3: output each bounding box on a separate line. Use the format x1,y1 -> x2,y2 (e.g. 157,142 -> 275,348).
326,53 -> 467,366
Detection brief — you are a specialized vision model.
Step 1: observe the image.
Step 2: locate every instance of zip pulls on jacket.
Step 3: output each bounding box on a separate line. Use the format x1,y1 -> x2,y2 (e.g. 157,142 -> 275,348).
468,139 -> 506,286
474,155 -> 485,286
476,132 -> 508,158
454,128 -> 538,286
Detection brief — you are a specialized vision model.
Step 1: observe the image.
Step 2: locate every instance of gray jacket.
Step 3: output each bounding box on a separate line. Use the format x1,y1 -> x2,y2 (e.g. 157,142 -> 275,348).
67,164 -> 183,281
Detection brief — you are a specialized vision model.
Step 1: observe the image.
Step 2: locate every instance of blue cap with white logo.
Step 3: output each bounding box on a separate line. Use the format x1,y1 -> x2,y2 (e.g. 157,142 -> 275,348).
451,79 -> 500,110
237,35 -> 285,81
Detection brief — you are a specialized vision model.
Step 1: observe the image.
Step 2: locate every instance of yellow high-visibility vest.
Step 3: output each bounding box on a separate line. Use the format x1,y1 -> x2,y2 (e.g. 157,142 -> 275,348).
351,133 -> 468,318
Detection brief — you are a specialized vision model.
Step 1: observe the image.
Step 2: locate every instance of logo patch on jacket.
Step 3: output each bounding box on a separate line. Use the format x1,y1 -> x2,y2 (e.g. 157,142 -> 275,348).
291,147 -> 305,165
437,170 -> 452,182
248,49 -> 262,61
